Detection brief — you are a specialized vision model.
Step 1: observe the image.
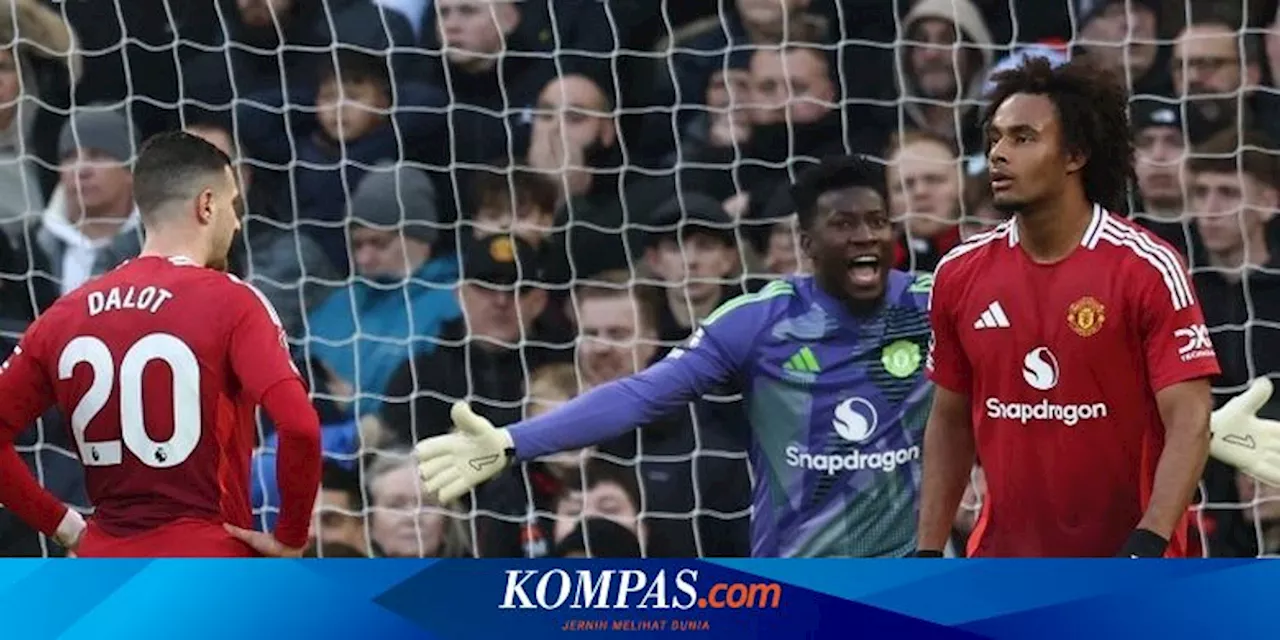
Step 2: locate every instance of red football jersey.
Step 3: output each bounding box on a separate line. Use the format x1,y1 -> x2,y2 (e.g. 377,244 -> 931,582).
927,206 -> 1221,557
0,255 -> 301,549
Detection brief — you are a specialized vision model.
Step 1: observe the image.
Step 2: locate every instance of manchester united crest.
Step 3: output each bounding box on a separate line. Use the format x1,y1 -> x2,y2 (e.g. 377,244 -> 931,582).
1067,296 -> 1105,337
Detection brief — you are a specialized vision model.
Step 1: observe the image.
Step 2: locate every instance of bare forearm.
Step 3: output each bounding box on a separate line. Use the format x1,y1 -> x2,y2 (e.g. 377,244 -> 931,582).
917,417 -> 976,551
1139,410 -> 1210,539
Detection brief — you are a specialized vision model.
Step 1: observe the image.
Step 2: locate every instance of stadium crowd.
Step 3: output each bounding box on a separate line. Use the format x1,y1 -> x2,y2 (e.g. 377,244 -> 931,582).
1,0 -> 1279,558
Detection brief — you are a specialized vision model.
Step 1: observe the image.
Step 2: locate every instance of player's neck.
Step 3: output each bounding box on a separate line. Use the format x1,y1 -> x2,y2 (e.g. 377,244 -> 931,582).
1014,195 -> 1094,264
138,236 -> 207,267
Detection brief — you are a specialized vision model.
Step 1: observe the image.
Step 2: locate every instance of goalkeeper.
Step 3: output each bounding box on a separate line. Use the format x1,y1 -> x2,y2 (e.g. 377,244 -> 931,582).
416,155 -> 1280,557
423,155 -> 935,558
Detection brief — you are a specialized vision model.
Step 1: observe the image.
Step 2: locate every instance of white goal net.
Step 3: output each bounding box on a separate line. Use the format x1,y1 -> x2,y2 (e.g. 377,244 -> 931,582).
0,0 -> 1278,558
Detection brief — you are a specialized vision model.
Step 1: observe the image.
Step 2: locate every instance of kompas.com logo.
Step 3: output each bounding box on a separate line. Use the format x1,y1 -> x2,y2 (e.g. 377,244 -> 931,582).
499,569 -> 782,610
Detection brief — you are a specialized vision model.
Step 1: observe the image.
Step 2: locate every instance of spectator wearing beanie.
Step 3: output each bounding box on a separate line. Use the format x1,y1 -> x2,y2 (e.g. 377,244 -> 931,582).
14,106 -> 139,295
306,164 -> 460,419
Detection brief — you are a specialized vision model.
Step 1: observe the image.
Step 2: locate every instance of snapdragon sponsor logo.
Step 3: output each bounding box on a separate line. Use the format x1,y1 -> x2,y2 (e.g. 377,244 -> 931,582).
785,444 -> 920,474
984,397 -> 1109,426
985,346 -> 1110,427
785,396 -> 920,474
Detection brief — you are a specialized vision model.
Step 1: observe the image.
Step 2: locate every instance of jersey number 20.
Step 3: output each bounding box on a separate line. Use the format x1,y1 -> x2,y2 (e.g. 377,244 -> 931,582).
58,334 -> 201,469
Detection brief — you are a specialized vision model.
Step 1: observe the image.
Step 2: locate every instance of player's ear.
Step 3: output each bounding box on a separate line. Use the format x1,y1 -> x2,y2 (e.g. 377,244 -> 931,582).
196,188 -> 215,225
1064,149 -> 1088,174
799,228 -> 813,258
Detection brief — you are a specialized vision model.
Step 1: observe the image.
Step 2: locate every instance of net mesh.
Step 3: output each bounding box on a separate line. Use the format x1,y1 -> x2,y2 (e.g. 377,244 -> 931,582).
0,0 -> 1277,558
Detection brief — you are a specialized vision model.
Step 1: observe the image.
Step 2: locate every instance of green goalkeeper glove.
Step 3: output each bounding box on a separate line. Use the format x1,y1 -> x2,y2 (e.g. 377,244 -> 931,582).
1210,377 -> 1280,487
415,402 -> 515,503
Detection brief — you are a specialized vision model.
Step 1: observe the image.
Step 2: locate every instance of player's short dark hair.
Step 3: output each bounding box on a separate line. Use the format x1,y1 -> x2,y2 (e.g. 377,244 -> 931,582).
982,56 -> 1134,214
321,460 -> 365,514
1188,128 -> 1280,191
132,131 -> 233,224
789,155 -> 888,230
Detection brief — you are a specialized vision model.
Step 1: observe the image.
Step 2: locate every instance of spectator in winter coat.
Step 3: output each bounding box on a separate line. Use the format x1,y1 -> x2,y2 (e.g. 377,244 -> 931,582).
12,107 -> 139,296
306,165 -> 460,419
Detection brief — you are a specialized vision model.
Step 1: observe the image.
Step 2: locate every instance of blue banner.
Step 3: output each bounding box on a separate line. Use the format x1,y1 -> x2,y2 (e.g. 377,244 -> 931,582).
2,559 -> 1275,639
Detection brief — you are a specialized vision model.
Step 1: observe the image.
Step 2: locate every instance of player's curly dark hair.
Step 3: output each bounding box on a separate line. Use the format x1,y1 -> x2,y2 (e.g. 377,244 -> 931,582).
982,57 -> 1134,214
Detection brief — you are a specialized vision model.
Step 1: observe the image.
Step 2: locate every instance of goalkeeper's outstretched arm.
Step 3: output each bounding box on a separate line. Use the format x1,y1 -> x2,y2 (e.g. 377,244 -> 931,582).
417,322 -> 750,503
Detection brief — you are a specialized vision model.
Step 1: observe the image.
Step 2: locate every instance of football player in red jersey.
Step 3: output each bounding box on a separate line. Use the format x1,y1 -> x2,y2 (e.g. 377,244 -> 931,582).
915,57 -> 1220,558
0,132 -> 321,557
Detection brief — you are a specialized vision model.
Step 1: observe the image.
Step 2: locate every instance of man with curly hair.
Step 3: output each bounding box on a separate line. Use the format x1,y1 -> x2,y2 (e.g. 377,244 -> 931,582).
915,57 -> 1221,558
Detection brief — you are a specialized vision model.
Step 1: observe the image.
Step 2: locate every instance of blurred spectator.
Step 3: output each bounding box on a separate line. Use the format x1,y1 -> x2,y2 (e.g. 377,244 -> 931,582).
674,69 -> 757,212
467,168 -> 560,250
694,42 -> 848,222
0,0 -> 79,221
1076,0 -> 1172,95
238,52 -> 447,271
662,0 -> 829,151
93,117 -> 336,337
642,194 -> 744,344
1172,15 -> 1262,144
1129,97 -> 1196,257
307,165 -> 461,419
738,183 -> 811,278
1131,98 -> 1189,215
380,233 -> 567,445
763,215 -> 807,276
12,108 -> 138,296
421,0 -> 610,169
367,450 -> 471,557
531,73 -> 674,279
552,459 -> 647,551
897,0 -> 994,156
885,130 -> 963,272
310,461 -> 371,557
703,70 -> 755,152
527,74 -> 621,207
183,0 -> 413,111
1188,129 -> 1280,417
553,517 -> 643,558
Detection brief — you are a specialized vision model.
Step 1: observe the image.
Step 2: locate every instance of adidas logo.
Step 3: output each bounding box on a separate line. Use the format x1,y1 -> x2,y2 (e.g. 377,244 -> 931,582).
974,301 -> 1011,329
783,346 -> 822,374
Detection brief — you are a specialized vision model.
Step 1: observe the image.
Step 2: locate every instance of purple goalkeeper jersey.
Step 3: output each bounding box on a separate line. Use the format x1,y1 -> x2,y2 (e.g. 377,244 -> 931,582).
509,272 -> 934,557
